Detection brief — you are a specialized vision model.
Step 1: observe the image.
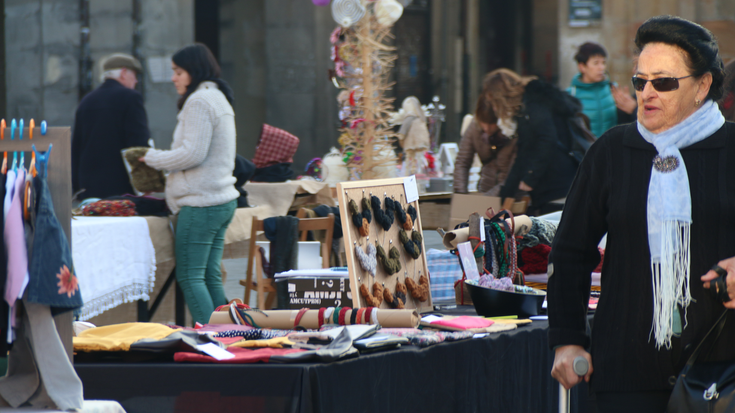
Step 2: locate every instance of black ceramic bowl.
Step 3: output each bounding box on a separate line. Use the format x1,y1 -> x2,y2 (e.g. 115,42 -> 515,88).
465,279 -> 546,318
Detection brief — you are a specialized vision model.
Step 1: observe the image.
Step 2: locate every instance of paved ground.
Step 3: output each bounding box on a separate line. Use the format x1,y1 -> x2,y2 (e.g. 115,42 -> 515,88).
222,229 -> 446,304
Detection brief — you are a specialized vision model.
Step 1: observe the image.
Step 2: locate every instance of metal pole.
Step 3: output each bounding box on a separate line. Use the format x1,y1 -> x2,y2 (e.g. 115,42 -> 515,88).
559,356 -> 589,413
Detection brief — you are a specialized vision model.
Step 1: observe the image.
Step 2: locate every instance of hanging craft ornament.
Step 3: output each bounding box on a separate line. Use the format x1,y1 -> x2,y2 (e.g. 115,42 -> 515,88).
371,195 -> 395,231
359,282 -> 384,307
376,241 -> 401,275
405,273 -> 430,302
312,0 -> 331,5
331,0 -> 366,28
394,201 -> 416,231
399,229 -> 423,259
384,281 -> 407,309
374,0 -> 404,27
348,196 -> 372,236
354,240 -> 377,277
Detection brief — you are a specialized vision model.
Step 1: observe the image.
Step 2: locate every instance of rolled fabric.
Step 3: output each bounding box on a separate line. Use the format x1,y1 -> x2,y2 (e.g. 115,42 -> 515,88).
209,308 -> 420,328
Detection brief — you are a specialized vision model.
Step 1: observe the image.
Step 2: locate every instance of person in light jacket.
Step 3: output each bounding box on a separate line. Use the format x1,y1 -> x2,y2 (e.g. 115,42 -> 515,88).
141,43 -> 239,325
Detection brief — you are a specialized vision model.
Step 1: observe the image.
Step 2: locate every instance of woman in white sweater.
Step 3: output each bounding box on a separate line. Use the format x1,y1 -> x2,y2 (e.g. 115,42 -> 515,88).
141,43 -> 239,325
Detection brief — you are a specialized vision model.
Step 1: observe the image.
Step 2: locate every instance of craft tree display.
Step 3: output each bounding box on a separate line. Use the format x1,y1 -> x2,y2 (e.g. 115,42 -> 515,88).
329,0 -> 404,180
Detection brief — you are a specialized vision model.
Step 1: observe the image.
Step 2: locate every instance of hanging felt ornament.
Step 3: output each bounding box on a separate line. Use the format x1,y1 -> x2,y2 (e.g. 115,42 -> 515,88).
407,204 -> 417,226
405,273 -> 430,302
399,229 -> 423,259
348,197 -> 372,237
394,201 -> 413,231
376,241 -> 401,275
371,195 -> 395,231
354,240 -> 377,277
384,281 -> 407,309
359,282 -> 384,307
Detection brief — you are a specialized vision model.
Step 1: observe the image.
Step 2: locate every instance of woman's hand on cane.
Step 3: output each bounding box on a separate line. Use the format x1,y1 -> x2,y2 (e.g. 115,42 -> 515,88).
551,345 -> 593,390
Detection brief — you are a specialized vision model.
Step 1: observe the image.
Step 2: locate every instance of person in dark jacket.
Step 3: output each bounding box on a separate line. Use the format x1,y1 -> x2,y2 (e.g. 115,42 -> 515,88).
549,16 -> 734,413
487,68 -> 580,215
72,53 -> 150,199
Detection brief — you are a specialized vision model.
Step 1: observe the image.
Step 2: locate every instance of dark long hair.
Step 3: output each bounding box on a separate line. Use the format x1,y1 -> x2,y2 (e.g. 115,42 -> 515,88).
172,43 -> 234,110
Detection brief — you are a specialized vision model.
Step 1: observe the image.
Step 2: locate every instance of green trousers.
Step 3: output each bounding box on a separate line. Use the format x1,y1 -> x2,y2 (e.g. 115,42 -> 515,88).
175,200 -> 236,325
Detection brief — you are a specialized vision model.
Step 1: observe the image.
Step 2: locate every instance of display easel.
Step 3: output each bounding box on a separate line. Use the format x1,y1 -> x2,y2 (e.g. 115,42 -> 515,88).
337,177 -> 433,313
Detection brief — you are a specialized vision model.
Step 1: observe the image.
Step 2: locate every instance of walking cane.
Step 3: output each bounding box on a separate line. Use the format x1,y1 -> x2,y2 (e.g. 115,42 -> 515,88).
559,356 -> 589,413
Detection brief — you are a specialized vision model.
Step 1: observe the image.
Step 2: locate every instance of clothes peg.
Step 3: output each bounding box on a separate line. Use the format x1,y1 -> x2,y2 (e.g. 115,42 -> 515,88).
28,119 -> 36,176
1,119 -> 6,175
10,119 -> 17,172
40,121 -> 47,135
18,119 -> 24,168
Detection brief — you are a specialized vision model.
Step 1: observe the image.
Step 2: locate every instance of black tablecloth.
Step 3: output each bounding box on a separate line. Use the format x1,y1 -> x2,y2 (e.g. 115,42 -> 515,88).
75,317 -> 592,413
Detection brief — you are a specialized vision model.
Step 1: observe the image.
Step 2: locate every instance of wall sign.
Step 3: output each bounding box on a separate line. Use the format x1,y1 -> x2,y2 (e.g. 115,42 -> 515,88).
569,0 -> 601,27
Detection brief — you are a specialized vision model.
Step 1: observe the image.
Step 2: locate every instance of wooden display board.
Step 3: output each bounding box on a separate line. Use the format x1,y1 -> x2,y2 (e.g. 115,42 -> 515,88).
337,178 -> 433,313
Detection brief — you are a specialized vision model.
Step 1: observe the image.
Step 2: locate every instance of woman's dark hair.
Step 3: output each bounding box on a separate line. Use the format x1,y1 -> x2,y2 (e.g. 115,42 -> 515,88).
474,94 -> 498,125
574,42 -> 607,64
172,43 -> 235,110
634,15 -> 724,102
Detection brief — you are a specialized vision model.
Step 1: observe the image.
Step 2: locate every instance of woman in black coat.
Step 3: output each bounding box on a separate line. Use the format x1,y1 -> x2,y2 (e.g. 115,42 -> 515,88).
487,68 -> 581,215
549,16 -> 735,413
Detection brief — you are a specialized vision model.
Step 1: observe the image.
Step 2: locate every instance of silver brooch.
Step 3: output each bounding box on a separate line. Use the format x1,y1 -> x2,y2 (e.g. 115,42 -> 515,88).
653,155 -> 679,173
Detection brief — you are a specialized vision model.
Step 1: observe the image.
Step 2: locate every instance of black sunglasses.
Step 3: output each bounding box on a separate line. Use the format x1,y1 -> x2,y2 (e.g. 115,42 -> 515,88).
631,75 -> 693,92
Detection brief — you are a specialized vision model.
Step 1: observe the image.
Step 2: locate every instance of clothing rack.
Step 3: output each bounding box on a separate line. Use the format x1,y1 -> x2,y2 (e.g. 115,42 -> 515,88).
0,126 -> 72,241
0,126 -> 73,357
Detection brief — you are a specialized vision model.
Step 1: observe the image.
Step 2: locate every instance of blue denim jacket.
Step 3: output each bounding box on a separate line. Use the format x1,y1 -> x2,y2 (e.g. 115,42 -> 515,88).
25,145 -> 83,313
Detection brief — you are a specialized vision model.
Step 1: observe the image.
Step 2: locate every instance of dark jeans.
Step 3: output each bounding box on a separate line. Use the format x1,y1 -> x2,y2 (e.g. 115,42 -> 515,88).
175,200 -> 236,325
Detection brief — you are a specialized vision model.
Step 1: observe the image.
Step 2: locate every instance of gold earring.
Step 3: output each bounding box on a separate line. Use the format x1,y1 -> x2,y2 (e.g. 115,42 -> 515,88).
695,99 -> 701,106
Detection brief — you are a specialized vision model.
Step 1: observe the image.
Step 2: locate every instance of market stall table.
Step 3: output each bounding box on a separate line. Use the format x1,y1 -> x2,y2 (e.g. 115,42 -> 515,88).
74,317 -> 592,413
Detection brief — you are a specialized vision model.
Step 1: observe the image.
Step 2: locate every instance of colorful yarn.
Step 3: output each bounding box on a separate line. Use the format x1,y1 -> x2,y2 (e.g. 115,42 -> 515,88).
405,274 -> 430,302
394,202 -> 414,231
355,242 -> 377,277
376,243 -> 402,275
349,198 -> 372,237
399,229 -> 423,259
384,282 -> 406,308
407,205 -> 417,225
371,195 -> 395,231
518,244 -> 551,274
359,283 -> 383,307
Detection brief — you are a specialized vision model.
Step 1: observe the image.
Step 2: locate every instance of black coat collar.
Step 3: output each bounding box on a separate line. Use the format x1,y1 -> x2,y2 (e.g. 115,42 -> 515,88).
623,121 -> 730,150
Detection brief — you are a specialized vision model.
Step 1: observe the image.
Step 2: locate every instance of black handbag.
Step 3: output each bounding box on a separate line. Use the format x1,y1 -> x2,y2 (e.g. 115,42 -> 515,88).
667,309 -> 735,413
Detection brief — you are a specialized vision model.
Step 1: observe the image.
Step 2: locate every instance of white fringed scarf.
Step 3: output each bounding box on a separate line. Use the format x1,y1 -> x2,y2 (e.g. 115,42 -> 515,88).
638,100 -> 725,349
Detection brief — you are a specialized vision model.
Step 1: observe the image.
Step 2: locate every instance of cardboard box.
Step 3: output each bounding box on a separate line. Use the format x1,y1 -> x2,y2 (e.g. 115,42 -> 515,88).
448,193 -> 527,229
277,276 -> 353,309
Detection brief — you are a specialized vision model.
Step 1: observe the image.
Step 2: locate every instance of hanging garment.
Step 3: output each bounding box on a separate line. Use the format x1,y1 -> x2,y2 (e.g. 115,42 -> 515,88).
4,169 -> 28,343
0,172 -> 9,354
0,300 -> 83,410
26,145 -> 83,313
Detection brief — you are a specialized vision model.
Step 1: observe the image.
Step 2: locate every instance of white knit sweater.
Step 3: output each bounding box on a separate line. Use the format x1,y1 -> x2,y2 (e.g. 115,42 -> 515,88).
145,81 -> 238,214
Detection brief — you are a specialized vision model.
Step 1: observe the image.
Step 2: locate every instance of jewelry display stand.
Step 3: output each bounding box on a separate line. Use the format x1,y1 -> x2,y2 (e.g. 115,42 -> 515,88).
337,177 -> 432,313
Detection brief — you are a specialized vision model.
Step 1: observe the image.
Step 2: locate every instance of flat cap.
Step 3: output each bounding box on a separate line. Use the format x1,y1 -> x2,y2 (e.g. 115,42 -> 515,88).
102,53 -> 143,73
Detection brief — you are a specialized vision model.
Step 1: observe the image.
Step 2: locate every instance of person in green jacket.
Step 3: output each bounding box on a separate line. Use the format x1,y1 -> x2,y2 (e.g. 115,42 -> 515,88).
567,42 -> 637,137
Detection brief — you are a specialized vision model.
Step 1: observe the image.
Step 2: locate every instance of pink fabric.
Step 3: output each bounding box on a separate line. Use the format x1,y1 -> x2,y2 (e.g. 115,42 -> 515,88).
5,170 -> 28,330
174,347 -> 305,364
429,316 -> 494,330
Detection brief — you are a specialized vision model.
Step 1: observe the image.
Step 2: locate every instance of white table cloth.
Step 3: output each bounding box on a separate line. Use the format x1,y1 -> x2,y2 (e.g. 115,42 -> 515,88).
71,217 -> 156,321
